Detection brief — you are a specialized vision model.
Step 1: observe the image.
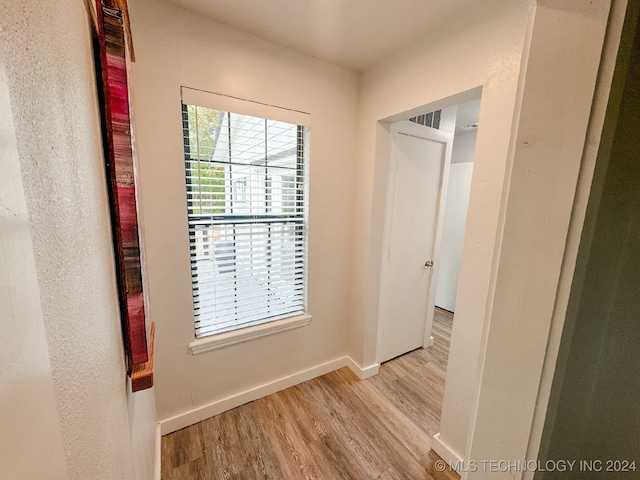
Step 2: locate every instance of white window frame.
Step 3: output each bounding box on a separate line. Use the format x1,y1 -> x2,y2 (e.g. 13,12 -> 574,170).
180,88 -> 311,353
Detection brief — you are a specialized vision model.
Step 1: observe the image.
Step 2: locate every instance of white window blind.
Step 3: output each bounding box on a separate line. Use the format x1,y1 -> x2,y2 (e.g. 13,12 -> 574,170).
182,103 -> 308,338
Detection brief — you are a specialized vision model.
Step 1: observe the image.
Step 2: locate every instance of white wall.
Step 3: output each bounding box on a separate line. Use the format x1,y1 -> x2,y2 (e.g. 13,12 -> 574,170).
435,132 -> 476,312
0,53 -> 68,480
466,1 -> 614,478
350,0 -> 531,459
128,0 -> 359,431
0,1 -> 157,478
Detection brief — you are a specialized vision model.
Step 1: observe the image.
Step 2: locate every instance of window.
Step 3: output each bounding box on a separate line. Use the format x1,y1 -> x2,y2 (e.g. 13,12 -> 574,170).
182,101 -> 308,339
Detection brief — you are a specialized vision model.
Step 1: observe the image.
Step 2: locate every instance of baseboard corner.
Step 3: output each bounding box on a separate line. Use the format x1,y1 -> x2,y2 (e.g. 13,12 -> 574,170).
345,356 -> 380,379
431,432 -> 463,467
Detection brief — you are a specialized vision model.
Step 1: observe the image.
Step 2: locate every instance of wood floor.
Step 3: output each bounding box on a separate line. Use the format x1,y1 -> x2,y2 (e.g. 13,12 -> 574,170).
161,308 -> 457,480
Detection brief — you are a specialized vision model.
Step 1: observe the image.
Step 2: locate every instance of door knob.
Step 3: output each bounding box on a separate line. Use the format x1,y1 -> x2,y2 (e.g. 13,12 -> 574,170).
424,260 -> 434,269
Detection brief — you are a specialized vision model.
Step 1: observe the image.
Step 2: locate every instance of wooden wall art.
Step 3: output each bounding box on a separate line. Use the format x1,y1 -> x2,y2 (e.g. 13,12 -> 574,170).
94,0 -> 154,391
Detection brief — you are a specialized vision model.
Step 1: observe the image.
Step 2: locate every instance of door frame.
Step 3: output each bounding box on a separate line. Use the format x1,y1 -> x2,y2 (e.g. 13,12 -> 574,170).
375,119 -> 454,364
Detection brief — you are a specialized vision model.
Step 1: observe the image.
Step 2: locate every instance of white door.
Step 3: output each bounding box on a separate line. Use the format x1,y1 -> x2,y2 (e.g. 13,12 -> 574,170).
379,120 -> 453,363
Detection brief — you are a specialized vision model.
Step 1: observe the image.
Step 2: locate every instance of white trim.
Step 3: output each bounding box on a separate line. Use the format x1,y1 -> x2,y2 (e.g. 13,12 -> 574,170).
154,423 -> 161,480
428,335 -> 435,347
160,355 -> 349,434
189,314 -> 312,355
345,357 -> 380,379
432,432 -> 463,471
181,86 -> 310,126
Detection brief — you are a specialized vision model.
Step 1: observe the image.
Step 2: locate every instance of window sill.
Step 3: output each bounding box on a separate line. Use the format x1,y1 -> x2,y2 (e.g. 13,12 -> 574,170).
189,314 -> 312,355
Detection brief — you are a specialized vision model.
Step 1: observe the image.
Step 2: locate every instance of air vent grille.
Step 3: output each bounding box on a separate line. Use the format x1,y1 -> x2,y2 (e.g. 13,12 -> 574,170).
409,110 -> 441,129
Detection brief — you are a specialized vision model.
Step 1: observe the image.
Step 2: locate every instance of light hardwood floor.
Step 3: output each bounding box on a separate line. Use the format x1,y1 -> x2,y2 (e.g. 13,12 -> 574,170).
161,308 -> 457,480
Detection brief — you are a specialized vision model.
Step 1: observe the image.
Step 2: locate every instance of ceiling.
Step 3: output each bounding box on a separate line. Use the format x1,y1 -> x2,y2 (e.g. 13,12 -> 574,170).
455,98 -> 481,136
165,0 -> 493,72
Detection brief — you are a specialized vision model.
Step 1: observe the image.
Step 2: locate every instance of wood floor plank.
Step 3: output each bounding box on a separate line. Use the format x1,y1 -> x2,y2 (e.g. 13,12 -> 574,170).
278,383 -> 328,443
162,308 -> 458,479
305,434 -> 363,480
344,369 -> 433,459
161,423 -> 205,476
301,375 -> 388,478
252,394 -> 320,479
164,451 -> 215,480
235,402 -> 286,479
328,369 -> 435,475
313,372 -> 394,476
202,408 -> 246,478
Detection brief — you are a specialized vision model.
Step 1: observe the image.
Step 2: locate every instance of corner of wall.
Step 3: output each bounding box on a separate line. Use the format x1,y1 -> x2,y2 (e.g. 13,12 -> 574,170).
432,433 -> 464,466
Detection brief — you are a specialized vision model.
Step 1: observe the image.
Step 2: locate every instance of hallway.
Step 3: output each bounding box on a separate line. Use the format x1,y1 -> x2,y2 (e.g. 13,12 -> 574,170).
161,309 -> 457,479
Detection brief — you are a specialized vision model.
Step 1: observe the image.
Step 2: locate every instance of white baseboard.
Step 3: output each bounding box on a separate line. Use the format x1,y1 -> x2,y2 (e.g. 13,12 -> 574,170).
160,356 -> 357,435
432,432 -> 463,467
154,423 -> 161,480
345,356 -> 380,379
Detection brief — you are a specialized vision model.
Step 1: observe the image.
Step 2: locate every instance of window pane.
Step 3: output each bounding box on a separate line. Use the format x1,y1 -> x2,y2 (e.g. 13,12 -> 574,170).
182,103 -> 308,337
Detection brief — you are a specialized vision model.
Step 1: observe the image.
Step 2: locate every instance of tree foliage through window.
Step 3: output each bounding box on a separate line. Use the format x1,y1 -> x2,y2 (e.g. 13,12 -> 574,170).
185,105 -> 225,215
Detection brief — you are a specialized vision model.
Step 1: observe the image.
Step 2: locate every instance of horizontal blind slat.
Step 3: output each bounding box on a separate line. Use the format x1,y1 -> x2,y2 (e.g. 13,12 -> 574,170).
194,279 -> 304,297
195,294 -> 305,319
183,103 -> 308,338
195,308 -> 306,336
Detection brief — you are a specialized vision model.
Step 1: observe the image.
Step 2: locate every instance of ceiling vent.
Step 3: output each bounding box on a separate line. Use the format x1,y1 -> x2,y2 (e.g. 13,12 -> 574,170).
410,110 -> 441,129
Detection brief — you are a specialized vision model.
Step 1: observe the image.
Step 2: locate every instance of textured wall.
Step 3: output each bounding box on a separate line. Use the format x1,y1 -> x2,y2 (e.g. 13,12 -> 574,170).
0,54 -> 69,480
0,0 -> 156,478
128,0 -> 359,428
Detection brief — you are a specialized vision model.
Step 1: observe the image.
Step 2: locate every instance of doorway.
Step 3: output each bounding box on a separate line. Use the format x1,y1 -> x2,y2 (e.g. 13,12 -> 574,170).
378,117 -> 453,363
434,98 -> 479,313
377,97 -> 479,364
